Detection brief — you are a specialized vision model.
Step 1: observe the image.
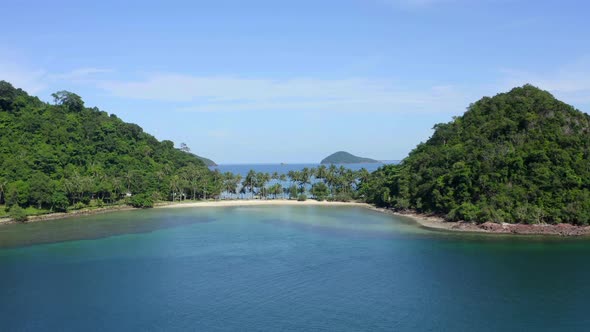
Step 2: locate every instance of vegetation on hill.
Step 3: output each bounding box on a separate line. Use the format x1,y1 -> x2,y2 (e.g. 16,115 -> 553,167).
361,85 -> 590,225
0,81 -> 218,214
178,142 -> 217,166
197,156 -> 217,167
0,81 -> 373,221
321,151 -> 380,164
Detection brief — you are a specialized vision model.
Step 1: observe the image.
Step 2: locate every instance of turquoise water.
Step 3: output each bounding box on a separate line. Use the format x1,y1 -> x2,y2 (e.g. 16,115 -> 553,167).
1,206 -> 590,331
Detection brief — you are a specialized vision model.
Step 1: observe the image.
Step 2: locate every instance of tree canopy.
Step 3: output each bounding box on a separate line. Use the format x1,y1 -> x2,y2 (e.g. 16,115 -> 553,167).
0,81 -> 212,211
362,85 -> 590,225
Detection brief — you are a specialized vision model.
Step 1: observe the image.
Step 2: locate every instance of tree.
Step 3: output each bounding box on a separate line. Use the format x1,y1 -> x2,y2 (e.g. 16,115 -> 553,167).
180,164 -> 206,200
243,170 -> 257,198
51,192 -> 69,212
269,183 -> 283,199
311,182 -> 329,201
256,172 -> 271,199
29,173 -> 52,209
0,177 -> 6,205
180,142 -> 191,153
0,82 -> 214,212
288,185 -> 298,200
0,81 -> 16,110
363,84 -> 590,224
6,180 -> 30,207
51,90 -> 84,112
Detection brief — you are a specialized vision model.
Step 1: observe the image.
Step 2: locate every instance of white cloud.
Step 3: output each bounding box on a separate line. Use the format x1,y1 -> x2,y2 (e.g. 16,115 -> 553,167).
97,73 -> 467,114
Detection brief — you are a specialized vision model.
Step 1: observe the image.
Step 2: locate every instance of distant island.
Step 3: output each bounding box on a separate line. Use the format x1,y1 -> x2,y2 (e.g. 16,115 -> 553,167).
321,151 -> 381,164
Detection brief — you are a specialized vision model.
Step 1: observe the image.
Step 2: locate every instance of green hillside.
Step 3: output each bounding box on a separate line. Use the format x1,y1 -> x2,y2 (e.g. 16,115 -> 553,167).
197,156 -> 217,167
0,81 -> 217,213
321,151 -> 380,164
362,85 -> 590,225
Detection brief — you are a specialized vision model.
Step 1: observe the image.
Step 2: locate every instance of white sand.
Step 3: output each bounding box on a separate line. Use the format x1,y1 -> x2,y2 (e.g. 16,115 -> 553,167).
157,199 -> 371,209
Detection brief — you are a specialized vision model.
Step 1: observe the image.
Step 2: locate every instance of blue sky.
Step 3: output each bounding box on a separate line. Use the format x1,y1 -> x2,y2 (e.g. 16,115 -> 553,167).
2,0 -> 590,163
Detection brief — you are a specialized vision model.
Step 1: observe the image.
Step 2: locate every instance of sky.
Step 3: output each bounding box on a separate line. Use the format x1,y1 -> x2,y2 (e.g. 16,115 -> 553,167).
2,0 -> 590,164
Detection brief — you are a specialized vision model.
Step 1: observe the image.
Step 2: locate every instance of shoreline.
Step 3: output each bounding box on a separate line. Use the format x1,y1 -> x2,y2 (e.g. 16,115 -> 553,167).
0,200 -> 370,225
0,205 -> 137,225
2,199 -> 590,236
158,199 -> 370,209
372,208 -> 590,237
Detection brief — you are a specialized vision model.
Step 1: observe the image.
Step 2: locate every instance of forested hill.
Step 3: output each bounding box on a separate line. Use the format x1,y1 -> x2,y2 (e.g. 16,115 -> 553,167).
198,156 -> 217,167
362,84 -> 590,225
321,151 -> 380,164
0,81 -> 212,211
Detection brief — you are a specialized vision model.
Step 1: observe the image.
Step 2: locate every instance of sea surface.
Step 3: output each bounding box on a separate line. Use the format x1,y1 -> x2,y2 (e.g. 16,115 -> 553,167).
1,205 -> 590,331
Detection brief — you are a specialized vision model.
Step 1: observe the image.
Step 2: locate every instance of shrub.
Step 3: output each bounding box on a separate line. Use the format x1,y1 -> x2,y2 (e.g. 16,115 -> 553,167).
9,205 -> 28,222
297,194 -> 307,201
51,192 -> 69,212
73,202 -> 87,210
128,193 -> 154,208
333,193 -> 352,202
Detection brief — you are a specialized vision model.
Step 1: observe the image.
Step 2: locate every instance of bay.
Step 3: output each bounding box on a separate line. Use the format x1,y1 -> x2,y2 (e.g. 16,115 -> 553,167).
1,205 -> 589,331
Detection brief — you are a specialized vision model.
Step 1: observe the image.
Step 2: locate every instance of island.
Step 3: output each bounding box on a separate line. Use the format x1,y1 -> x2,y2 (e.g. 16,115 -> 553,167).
4,80 -> 590,234
363,84 -> 590,226
320,151 -> 381,164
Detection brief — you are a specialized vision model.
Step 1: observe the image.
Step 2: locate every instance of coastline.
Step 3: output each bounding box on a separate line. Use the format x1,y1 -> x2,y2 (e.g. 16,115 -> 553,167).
158,199 -> 371,209
0,200 -> 370,225
0,205 -> 136,225
2,199 -> 590,236
372,208 -> 590,237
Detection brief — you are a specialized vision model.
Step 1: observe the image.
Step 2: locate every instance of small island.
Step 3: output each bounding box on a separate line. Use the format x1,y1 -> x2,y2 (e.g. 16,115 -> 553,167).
321,151 -> 381,164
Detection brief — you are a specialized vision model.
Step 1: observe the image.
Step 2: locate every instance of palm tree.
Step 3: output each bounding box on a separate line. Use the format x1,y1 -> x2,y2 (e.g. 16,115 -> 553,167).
269,183 -> 283,199
222,172 -> 234,199
326,164 -> 338,198
179,164 -> 202,200
287,170 -> 299,193
315,165 -> 327,182
243,170 -> 257,199
169,175 -> 183,201
356,168 -> 370,191
299,168 -> 311,194
257,172 -> 271,199
279,174 -> 287,198
234,174 -> 243,199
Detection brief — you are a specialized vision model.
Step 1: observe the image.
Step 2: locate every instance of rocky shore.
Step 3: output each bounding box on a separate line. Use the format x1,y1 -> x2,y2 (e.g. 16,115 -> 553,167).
373,208 -> 590,236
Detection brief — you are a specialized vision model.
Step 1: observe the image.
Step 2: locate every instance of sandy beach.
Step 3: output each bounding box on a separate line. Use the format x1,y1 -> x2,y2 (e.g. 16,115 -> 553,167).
158,199 -> 371,209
